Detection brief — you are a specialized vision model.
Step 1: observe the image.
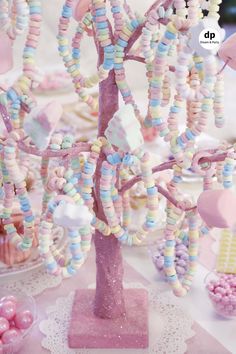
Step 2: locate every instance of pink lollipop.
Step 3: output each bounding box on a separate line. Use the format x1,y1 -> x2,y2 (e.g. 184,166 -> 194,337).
73,0 -> 90,21
0,32 -> 13,74
197,189 -> 236,228
218,33 -> 236,70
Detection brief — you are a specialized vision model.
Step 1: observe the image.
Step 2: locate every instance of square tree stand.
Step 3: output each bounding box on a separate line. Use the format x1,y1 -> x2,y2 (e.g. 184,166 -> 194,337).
68,288 -> 149,349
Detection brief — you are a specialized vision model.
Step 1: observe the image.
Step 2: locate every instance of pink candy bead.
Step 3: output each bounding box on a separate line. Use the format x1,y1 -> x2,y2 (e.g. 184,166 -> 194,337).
0,301 -> 16,321
14,311 -> 33,330
0,317 -> 9,336
207,274 -> 236,317
0,296 -> 17,304
1,328 -> 22,344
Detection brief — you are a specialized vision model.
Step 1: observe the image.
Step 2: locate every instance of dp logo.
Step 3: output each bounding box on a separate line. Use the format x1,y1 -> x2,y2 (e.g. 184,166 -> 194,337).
199,27 -> 221,51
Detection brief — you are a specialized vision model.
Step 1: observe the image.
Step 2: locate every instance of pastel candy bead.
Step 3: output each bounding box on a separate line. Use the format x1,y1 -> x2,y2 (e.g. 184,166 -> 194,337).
218,33 -> 236,70
24,101 -> 63,150
1,328 -> 22,344
197,189 -> 236,228
0,296 -> 17,304
0,32 -> 13,74
0,301 -> 16,321
0,317 -> 9,335
14,310 -> 33,330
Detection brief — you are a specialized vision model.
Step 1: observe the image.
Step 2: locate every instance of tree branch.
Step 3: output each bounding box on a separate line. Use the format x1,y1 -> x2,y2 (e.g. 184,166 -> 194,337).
124,55 -> 145,63
123,55 -> 176,73
157,184 -> 196,211
17,141 -> 91,158
120,149 -> 232,195
120,159 -> 175,194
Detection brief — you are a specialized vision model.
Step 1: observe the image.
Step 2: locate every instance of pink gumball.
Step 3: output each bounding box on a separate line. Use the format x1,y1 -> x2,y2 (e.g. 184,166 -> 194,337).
1,328 -> 22,344
0,317 -> 9,335
0,295 -> 17,304
8,320 -> 15,328
14,310 -> 33,330
0,301 -> 16,321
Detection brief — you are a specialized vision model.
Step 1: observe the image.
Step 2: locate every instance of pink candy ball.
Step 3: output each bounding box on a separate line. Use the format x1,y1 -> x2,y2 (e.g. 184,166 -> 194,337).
207,274 -> 236,317
0,296 -> 17,304
0,301 -> 16,321
14,310 -> 33,330
1,328 -> 22,344
0,317 -> 9,336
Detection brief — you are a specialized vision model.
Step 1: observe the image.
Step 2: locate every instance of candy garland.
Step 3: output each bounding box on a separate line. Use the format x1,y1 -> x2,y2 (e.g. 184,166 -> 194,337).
39,168 -> 92,278
57,1 -> 97,111
57,0 -> 115,112
0,132 -> 36,252
113,14 -> 144,120
0,0 -> 29,39
163,203 -> 199,297
222,152 -> 235,190
207,0 -> 222,21
2,0 -> 42,129
99,149 -> 159,245
38,138 -> 105,276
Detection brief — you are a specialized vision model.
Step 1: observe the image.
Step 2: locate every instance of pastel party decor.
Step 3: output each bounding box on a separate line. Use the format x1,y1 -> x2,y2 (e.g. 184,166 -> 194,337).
105,104 -> 144,152
24,101 -> 63,150
3,0 -> 236,348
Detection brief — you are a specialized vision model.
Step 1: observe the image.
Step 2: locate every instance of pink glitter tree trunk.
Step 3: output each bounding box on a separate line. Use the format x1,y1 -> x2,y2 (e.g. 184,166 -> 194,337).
93,69 -> 126,319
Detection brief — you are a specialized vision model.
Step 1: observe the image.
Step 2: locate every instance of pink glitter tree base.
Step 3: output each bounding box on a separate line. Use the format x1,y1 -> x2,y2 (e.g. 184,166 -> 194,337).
68,69 -> 149,348
68,288 -> 148,349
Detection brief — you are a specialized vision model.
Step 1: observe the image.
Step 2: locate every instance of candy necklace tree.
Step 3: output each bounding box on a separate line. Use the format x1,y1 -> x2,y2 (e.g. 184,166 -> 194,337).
1,0 -> 236,350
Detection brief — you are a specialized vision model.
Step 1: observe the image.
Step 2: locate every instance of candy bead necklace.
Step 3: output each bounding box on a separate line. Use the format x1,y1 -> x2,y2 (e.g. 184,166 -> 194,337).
71,12 -> 111,89
2,0 -> 42,129
163,202 -> 199,297
0,0 -> 29,39
99,150 -> 159,245
0,133 -> 36,251
39,168 -> 93,278
58,0 -> 114,112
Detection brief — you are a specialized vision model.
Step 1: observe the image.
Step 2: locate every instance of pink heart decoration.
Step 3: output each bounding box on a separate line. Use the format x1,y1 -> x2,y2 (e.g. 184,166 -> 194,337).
73,0 -> 91,22
197,189 -> 236,228
0,32 -> 13,74
218,33 -> 236,70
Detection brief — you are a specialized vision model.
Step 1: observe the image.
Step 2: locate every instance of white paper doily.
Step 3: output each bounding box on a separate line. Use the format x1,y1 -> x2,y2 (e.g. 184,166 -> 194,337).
39,283 -> 195,354
3,267 -> 62,296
